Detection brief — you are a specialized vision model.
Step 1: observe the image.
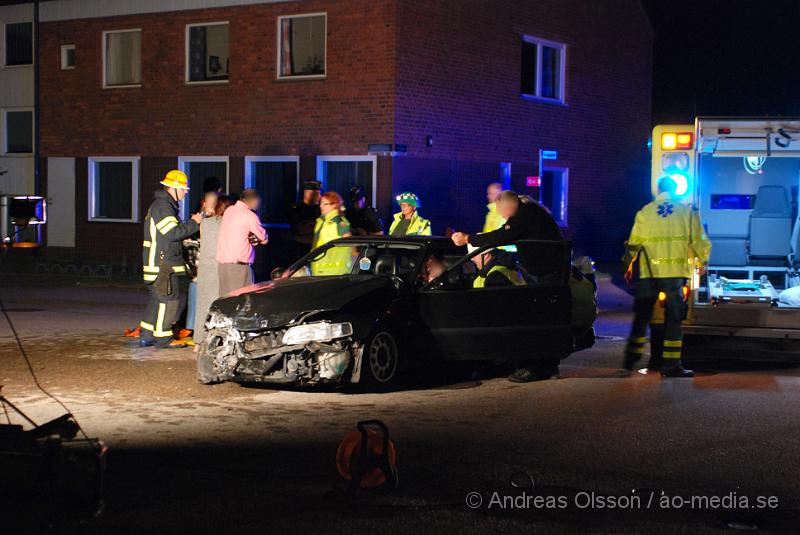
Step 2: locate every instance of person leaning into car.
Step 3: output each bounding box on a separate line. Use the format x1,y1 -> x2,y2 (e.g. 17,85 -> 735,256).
451,190 -> 564,383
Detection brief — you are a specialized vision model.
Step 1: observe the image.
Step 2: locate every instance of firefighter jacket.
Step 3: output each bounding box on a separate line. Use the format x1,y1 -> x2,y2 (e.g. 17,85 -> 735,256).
624,192 -> 711,279
389,211 -> 432,236
142,189 -> 200,283
310,209 -> 352,276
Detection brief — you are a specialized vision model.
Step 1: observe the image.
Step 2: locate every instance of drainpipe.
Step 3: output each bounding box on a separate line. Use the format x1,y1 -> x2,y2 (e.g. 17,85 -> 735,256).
33,0 -> 41,196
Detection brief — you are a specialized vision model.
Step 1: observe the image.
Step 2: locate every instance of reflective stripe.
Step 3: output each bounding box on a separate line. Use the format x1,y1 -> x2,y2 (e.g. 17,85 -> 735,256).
664,340 -> 683,348
143,240 -> 151,247
629,235 -> 689,244
159,221 -> 178,235
143,266 -> 160,273
650,258 -> 693,265
629,336 -> 649,344
147,218 -> 157,270
143,274 -> 157,282
172,265 -> 185,273
626,346 -> 646,354
153,303 -> 172,338
140,321 -> 154,331
663,351 -> 682,359
156,216 -> 179,231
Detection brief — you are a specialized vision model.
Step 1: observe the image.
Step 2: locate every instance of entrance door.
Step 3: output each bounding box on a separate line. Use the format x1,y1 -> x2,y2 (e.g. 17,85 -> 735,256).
46,157 -> 76,247
316,156 -> 377,206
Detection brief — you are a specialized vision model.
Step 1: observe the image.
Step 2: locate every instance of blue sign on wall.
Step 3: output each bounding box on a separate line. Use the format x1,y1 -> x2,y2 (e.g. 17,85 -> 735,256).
541,150 -> 558,160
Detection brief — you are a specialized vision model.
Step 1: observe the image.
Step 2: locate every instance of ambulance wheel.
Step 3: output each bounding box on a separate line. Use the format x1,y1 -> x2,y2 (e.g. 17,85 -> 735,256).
361,330 -> 402,389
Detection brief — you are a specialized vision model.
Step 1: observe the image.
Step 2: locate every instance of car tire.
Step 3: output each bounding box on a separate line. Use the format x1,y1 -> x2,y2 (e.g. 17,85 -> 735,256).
197,345 -> 223,385
361,330 -> 402,389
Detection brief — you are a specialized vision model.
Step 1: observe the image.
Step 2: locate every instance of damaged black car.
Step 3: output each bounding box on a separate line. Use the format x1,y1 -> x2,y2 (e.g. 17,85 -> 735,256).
197,237 -> 597,388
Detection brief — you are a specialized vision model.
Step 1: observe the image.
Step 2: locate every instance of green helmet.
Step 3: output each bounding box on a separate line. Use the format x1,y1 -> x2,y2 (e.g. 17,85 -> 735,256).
396,192 -> 419,208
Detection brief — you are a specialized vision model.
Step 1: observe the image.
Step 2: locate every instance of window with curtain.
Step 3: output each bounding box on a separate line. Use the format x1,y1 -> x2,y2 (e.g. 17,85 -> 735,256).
5,22 -> 32,66
104,30 -> 141,87
278,14 -> 326,77
321,161 -> 374,205
249,160 -> 298,225
92,161 -> 134,220
520,36 -> 565,103
5,111 -> 33,154
187,23 -> 229,82
185,160 -> 228,214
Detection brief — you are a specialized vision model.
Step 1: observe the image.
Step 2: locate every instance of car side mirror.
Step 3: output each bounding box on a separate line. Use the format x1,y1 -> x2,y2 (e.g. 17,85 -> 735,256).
270,267 -> 285,280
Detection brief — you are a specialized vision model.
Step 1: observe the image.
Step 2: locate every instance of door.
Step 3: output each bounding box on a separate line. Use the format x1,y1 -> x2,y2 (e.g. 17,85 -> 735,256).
46,157 -> 75,247
415,240 -> 573,361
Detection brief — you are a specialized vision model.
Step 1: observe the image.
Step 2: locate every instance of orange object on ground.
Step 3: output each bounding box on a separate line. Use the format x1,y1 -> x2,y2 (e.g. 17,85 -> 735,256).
168,339 -> 188,348
336,425 -> 397,489
124,326 -> 141,337
177,328 -> 192,339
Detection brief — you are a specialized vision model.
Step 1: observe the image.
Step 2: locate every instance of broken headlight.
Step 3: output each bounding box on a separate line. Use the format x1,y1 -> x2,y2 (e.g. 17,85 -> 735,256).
282,322 -> 353,346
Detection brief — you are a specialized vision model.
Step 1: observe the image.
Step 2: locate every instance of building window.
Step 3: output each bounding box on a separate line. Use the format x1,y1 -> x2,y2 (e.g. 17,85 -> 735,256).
186,22 -> 229,83
277,13 -> 326,79
521,36 -> 565,103
177,156 -> 229,218
61,44 -> 75,70
3,110 -> 33,154
103,29 -> 141,88
316,156 -> 377,207
88,157 -> 140,223
540,167 -> 568,227
245,157 -> 299,226
4,22 -> 32,66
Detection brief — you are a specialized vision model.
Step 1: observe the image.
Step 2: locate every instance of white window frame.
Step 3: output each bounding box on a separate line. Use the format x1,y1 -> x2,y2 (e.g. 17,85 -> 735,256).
177,155 -> 229,219
276,12 -> 327,81
61,44 -> 75,70
87,156 -> 141,223
542,165 -> 569,227
184,21 -> 230,85
2,108 -> 34,156
244,156 -> 300,228
316,155 -> 377,207
521,35 -> 566,105
3,21 -> 34,68
102,28 -> 142,89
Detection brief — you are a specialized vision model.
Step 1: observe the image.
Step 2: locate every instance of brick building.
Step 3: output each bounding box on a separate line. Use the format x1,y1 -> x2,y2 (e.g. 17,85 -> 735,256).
31,0 -> 653,270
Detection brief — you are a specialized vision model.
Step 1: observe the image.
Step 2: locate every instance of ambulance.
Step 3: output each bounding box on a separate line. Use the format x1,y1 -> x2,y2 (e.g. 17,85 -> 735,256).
651,118 -> 800,359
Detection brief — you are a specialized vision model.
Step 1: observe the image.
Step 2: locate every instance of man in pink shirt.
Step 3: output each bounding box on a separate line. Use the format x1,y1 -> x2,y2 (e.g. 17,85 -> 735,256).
217,189 -> 268,296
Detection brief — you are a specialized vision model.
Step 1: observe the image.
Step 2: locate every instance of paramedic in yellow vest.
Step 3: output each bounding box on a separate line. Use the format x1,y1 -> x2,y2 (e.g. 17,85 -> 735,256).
311,191 -> 353,276
622,175 -> 711,377
483,182 -> 506,233
389,192 -> 432,236
140,170 -> 203,348
469,245 -> 525,288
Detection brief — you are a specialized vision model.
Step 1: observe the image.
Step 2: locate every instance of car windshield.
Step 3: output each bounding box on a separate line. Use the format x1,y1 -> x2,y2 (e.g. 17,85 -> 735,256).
289,242 -> 424,281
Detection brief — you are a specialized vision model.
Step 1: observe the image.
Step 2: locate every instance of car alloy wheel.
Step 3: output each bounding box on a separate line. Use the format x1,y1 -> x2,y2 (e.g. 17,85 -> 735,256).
367,331 -> 399,384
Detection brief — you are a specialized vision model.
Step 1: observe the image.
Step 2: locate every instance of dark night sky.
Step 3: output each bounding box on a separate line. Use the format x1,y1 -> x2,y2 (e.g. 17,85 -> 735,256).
643,0 -> 800,124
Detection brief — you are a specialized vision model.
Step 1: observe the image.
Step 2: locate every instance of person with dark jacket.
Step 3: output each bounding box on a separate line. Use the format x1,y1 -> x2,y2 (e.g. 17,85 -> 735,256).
288,180 -> 322,262
452,190 -> 564,382
140,170 -> 202,348
346,187 -> 383,236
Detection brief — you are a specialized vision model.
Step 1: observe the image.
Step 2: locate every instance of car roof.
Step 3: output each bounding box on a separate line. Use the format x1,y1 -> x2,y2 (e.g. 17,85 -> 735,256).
334,235 -> 455,246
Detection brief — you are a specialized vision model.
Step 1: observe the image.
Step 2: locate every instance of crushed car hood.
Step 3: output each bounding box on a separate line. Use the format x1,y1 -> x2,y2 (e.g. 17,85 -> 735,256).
210,275 -> 396,329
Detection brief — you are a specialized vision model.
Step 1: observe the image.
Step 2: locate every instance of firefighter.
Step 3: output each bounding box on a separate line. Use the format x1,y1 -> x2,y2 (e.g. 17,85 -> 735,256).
140,170 -> 202,348
389,192 -> 431,236
483,182 -> 506,233
622,175 -> 711,377
469,245 -> 525,288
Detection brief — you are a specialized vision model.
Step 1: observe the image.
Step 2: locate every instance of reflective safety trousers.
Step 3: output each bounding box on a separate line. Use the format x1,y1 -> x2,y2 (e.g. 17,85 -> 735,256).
625,194 -> 711,279
389,212 -> 432,236
473,265 -> 526,288
311,210 -> 352,276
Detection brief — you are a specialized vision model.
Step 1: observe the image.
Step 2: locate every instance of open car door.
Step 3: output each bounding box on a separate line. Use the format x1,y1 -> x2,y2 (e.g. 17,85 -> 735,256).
415,240 -> 573,361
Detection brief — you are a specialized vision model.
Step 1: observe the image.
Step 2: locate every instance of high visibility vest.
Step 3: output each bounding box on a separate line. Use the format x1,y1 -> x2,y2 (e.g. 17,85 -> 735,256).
311,210 -> 352,276
483,203 -> 506,233
625,193 -> 711,279
389,212 -> 432,236
473,265 -> 526,288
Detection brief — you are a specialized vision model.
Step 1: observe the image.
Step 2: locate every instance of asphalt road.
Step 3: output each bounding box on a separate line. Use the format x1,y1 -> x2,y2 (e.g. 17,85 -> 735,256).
2,274 -> 799,534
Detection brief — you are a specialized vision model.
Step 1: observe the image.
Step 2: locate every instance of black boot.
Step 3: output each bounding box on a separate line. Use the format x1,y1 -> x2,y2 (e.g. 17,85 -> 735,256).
622,353 -> 640,371
661,365 -> 694,378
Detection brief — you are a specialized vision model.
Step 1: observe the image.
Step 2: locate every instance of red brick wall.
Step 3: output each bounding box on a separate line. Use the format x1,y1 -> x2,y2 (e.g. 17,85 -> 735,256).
394,0 -> 653,259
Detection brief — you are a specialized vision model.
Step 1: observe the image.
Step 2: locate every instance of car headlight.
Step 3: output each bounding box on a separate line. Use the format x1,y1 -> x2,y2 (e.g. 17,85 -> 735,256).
282,322 -> 353,346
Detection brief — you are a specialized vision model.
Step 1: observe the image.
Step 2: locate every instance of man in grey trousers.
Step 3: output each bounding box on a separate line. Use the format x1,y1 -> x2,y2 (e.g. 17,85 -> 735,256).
216,189 -> 268,296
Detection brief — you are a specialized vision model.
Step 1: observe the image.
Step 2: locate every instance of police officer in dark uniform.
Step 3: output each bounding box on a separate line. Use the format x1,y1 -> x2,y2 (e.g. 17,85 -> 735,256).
346,187 -> 383,236
288,180 -> 322,262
